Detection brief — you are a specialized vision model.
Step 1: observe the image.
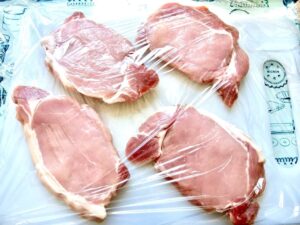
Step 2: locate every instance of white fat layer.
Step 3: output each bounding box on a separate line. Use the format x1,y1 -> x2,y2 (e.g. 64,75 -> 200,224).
198,109 -> 265,163
45,50 -> 141,104
44,52 -> 77,90
20,95 -> 115,220
140,107 -> 264,212
196,109 -> 265,212
103,69 -> 134,104
226,51 -> 237,79
23,122 -> 107,220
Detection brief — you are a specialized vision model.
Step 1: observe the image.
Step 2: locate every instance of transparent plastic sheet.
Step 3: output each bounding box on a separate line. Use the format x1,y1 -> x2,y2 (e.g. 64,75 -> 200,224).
0,0 -> 28,126
1,0 -> 300,225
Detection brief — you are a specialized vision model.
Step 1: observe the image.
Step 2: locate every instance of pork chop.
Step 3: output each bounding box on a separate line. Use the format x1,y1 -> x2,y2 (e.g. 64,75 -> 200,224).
136,3 -> 249,107
13,86 -> 130,221
42,12 -> 158,104
126,106 -> 265,225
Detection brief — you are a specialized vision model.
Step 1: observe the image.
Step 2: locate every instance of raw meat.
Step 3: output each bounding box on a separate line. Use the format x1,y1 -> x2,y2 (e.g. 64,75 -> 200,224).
137,3 -> 249,107
126,106 -> 265,225
41,12 -> 158,104
13,86 -> 130,221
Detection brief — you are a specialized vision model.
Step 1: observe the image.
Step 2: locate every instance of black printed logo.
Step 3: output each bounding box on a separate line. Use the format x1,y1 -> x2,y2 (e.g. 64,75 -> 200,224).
263,60 -> 287,89
0,34 -> 9,64
0,81 -> 6,107
230,0 -> 269,8
192,0 -> 215,2
67,0 -> 94,6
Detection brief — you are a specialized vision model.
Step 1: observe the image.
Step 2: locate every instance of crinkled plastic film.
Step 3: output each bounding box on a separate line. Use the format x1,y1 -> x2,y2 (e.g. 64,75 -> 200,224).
1,0 -> 300,225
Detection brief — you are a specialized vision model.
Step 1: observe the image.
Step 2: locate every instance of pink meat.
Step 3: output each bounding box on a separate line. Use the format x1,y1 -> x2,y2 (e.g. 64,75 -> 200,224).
126,107 -> 265,225
41,12 -> 158,104
13,86 -> 130,221
137,3 -> 249,107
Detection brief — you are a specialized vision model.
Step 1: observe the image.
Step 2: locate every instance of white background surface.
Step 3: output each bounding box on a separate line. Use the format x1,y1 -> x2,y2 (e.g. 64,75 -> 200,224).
1,1 -> 300,224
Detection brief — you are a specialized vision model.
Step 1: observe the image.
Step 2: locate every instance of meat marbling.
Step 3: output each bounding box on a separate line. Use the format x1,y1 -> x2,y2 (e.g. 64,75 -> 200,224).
137,3 -> 249,107
42,12 -> 158,104
126,106 -> 265,225
13,86 -> 129,221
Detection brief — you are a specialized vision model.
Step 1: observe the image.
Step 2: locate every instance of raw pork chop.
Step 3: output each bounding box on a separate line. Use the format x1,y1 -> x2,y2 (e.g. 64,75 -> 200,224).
42,12 -> 158,104
13,86 -> 129,221
126,107 -> 265,225
137,3 -> 249,107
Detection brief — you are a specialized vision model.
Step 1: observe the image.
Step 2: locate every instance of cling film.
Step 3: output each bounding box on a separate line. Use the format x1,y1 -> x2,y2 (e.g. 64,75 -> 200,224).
263,60 -> 299,167
1,1 -> 300,225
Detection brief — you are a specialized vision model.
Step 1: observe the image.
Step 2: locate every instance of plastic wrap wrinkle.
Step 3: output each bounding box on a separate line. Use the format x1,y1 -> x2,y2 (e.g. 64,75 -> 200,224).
12,86 -> 130,222
126,106 -> 265,225
136,3 -> 249,107
41,12 -> 159,104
